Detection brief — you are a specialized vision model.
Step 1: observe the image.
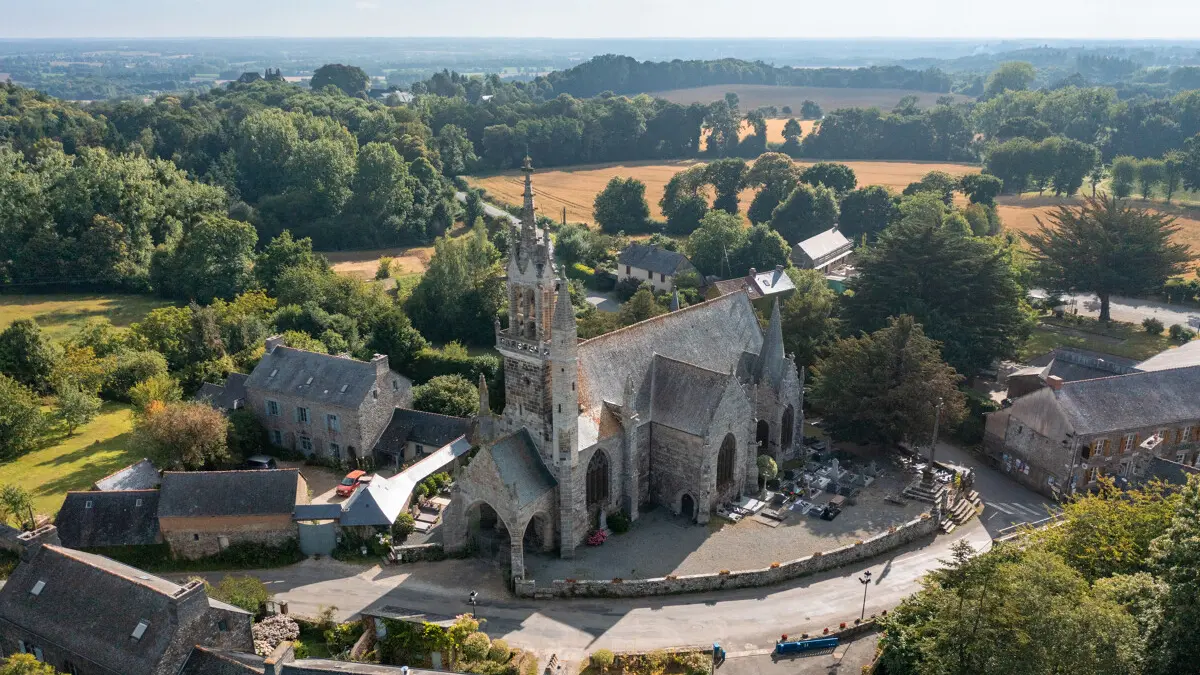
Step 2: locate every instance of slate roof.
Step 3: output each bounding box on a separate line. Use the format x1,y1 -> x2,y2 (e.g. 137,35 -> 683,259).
1053,365 -> 1200,435
1136,456 -> 1200,487
179,647 -> 265,675
195,373 -> 249,411
0,545 -> 249,675
1137,339 -> 1200,372
55,490 -> 161,548
488,429 -> 556,509
374,408 -> 470,457
339,475 -> 411,527
92,458 -> 160,491
793,228 -> 853,268
617,243 -> 694,276
577,291 -> 763,427
246,347 -> 400,407
650,356 -> 733,436
158,470 -> 299,518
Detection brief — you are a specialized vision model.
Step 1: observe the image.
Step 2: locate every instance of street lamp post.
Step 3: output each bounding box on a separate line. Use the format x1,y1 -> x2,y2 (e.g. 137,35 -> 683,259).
923,398 -> 946,484
468,590 -> 479,621
858,570 -> 873,620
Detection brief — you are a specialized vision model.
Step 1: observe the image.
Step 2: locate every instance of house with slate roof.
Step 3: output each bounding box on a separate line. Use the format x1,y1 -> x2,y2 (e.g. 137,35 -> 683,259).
704,265 -> 797,311
0,542 -> 252,675
92,458 -> 160,491
373,408 -> 471,471
443,159 -> 802,580
984,365 -> 1200,498
55,490 -> 161,549
196,373 -> 250,412
156,469 -> 308,559
244,337 -> 412,465
616,242 -> 696,293
791,228 -> 853,272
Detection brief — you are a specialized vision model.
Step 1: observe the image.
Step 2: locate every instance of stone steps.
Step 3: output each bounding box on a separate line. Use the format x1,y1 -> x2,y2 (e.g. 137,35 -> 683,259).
902,479 -> 948,505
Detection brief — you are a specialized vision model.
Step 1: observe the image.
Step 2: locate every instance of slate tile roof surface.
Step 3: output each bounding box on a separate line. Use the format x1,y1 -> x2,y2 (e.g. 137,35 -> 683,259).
489,429 -> 556,509
374,408 -> 470,456
195,373 -> 250,410
1054,365 -> 1200,435
92,458 -> 160,491
158,469 -> 299,518
179,647 -> 265,675
795,228 -> 852,262
0,545 -> 247,675
617,243 -> 695,276
55,490 -> 161,548
1136,339 -> 1200,372
246,347 -> 395,406
650,355 -> 733,436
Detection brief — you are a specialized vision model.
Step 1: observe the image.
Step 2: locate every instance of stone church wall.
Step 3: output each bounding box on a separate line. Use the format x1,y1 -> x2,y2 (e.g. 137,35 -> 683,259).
648,424 -> 708,517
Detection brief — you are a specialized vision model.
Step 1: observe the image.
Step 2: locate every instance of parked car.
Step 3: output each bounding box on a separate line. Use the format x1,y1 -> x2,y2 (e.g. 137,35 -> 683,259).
244,455 -> 278,470
336,470 -> 372,498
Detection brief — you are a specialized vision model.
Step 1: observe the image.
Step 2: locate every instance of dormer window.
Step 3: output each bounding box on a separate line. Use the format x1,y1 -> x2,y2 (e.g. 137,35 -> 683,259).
135,498 -> 143,507
269,369 -> 278,378
84,500 -> 93,509
392,380 -> 399,391
131,619 -> 149,641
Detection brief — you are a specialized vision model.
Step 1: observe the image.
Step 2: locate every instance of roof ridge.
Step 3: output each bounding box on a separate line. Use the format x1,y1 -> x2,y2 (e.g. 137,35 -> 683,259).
394,406 -> 471,423
44,545 -> 179,596
579,290 -> 748,346
652,352 -> 733,378
65,488 -> 159,496
94,458 -> 153,481
163,468 -> 296,476
1060,363 -> 1200,389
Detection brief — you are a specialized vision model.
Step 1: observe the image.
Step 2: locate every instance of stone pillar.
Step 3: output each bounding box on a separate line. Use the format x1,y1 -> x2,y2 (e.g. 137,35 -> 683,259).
442,490 -> 467,553
622,427 -> 641,521
510,537 -> 525,581
698,460 -> 713,525
540,515 -> 555,553
558,463 -> 577,559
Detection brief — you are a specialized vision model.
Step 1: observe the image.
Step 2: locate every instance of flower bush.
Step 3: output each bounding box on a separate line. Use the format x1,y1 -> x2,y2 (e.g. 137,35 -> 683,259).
587,530 -> 608,546
252,614 -> 300,656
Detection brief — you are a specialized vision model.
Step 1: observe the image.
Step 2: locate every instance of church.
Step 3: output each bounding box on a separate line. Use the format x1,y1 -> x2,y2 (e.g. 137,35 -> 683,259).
442,159 -> 803,579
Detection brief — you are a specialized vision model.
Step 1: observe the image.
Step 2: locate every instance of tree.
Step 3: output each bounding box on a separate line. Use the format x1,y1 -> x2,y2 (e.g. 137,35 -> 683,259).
846,211 -> 1031,376
704,158 -> 748,213
661,166 -> 709,234
411,375 -> 479,418
1182,133 -> 1200,192
799,162 -> 857,195
134,400 -> 231,470
756,455 -> 778,483
902,170 -> 958,204
406,224 -> 503,345
811,315 -> 966,445
100,348 -> 169,401
1163,151 -> 1185,203
985,61 -> 1036,98
0,319 -> 58,394
769,183 -> 839,244
1022,196 -> 1195,322
781,268 -> 841,369
733,225 -> 791,275
1110,156 -> 1139,199
799,100 -> 822,119
1048,138 -> 1099,197
744,153 -> 799,224
0,654 -> 58,674
1088,162 -> 1108,198
1148,475 -> 1200,675
207,575 -> 271,614
54,382 -> 101,436
838,185 -> 899,242
153,215 -> 258,303
0,374 -> 42,461
959,174 -> 1004,205
619,287 -> 666,326
310,63 -> 370,97
435,124 -> 477,177
686,210 -> 746,278
781,118 -> 804,146
0,484 -> 35,530
255,231 -> 328,296
129,373 -> 183,413
1137,158 -> 1165,200
367,307 -> 429,373
593,177 -> 651,234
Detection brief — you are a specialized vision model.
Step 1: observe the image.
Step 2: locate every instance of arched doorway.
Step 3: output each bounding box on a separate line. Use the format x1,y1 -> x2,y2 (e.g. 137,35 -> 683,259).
756,419 -> 770,453
680,494 -> 696,522
522,513 -> 550,553
781,405 -> 795,450
717,433 -> 736,493
467,502 -> 510,559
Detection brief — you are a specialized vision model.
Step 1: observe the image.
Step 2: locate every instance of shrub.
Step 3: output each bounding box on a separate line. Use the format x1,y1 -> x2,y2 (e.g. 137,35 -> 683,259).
324,621 -> 365,654
462,631 -> 491,661
100,348 -> 169,401
1169,324 -> 1197,343
487,639 -> 511,663
1143,317 -> 1165,335
590,649 -> 615,671
614,277 -> 644,302
568,262 -> 595,282
392,512 -> 415,539
678,651 -> 710,675
607,510 -> 631,534
207,575 -> 270,614
252,614 -> 300,655
376,257 -> 393,280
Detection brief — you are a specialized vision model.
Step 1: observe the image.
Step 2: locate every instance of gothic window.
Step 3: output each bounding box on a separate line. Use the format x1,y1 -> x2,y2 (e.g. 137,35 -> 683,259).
717,434 -> 736,491
781,406 -> 795,449
756,419 -> 770,450
586,450 -> 610,505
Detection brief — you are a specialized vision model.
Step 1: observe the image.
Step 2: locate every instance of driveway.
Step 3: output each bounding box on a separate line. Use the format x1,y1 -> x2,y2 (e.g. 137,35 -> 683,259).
455,191 -> 520,226
585,289 -> 619,313
1059,292 -> 1200,329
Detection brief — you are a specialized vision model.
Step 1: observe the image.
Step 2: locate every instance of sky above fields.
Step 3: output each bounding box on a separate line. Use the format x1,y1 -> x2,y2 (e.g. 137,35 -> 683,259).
3,0 -> 1200,39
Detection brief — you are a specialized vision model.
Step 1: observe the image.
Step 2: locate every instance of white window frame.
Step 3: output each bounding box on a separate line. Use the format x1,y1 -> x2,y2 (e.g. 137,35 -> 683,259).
270,429 -> 282,446
297,407 -> 309,424
1184,426 -> 1194,443
299,436 -> 313,453
327,413 -> 340,432
266,399 -> 280,416
1121,433 -> 1136,453
329,442 -> 341,459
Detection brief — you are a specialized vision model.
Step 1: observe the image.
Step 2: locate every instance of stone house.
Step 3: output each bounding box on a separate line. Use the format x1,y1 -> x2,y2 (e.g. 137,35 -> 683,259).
0,541 -> 252,675
54,490 -> 161,549
791,228 -> 853,272
984,365 -> 1200,499
443,160 -> 802,580
373,408 -> 471,471
704,265 -> 797,311
195,373 -> 250,412
157,469 -> 308,560
616,243 -> 696,293
244,338 -> 413,464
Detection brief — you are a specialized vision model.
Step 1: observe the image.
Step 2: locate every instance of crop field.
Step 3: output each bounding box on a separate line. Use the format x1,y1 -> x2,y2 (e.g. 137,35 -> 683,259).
649,84 -> 973,113
699,118 -> 818,151
996,195 -> 1200,259
0,293 -> 173,340
325,246 -> 434,280
470,159 -> 981,225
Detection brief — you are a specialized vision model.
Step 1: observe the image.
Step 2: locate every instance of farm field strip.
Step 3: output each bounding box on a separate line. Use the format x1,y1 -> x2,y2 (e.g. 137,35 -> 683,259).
648,84 -> 972,112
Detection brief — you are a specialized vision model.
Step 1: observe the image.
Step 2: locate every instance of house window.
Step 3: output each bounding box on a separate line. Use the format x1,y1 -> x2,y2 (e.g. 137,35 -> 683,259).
660,273 -> 665,282
266,400 -> 280,416
327,414 -> 340,432
392,380 -> 399,391
297,407 -> 309,424
372,390 -> 378,400
1185,426 -> 1194,443
193,534 -> 200,541
1159,429 -> 1169,446
1177,451 -> 1188,463
218,619 -> 230,632
270,429 -> 282,446
32,647 -> 42,662
1121,433 -> 1137,453
300,436 -> 313,453
330,442 -> 341,459
415,444 -> 425,457
625,265 -> 631,275
647,269 -> 652,279
64,662 -> 79,675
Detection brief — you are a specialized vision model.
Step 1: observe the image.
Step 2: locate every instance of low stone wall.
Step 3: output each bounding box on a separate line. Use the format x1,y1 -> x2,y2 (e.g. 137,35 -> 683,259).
515,512 -> 939,599
393,542 -> 445,563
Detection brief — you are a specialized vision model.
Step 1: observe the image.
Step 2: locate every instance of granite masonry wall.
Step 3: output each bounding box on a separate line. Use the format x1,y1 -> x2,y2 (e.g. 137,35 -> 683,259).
513,511 -> 939,599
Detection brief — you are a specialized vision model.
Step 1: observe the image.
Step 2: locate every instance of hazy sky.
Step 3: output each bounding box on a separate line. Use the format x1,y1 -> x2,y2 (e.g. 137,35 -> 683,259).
3,0 -> 1200,39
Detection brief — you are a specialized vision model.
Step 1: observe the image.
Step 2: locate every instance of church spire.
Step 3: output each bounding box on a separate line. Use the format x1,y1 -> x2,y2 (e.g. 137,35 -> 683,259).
670,288 -> 681,312
520,155 -> 537,254
477,373 -> 490,416
756,298 -> 786,388
553,275 -> 576,334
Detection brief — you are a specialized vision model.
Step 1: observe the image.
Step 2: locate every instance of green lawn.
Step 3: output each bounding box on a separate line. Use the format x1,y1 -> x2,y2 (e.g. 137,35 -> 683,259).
1020,316 -> 1175,362
0,402 -> 140,517
0,292 -> 173,341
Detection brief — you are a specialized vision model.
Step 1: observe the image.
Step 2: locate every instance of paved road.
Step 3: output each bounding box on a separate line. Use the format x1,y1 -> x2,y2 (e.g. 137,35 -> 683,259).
1059,292 -> 1200,329
455,191 -> 520,226
927,442 -> 1059,537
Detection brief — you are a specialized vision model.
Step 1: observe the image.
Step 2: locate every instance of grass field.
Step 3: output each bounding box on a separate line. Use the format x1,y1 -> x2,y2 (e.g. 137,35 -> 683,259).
470,158 -> 981,226
995,194 -> 1200,257
649,84 -> 973,113
0,293 -> 173,340
0,402 -> 139,517
1020,316 -> 1174,362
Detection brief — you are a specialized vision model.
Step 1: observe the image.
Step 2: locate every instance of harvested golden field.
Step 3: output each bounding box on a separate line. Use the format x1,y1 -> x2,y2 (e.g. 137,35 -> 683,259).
996,195 -> 1200,256
325,246 -> 432,280
699,118 -> 818,151
469,159 -> 980,225
649,84 -> 972,113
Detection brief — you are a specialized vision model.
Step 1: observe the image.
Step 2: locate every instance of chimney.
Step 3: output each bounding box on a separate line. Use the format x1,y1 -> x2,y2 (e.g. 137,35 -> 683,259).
1046,375 -> 1064,391
372,353 -> 390,378
264,335 -> 286,354
264,640 -> 297,675
17,525 -> 60,560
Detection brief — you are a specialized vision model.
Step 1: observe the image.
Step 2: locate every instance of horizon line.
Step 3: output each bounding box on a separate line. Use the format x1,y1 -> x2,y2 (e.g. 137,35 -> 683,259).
3,35 -> 1200,42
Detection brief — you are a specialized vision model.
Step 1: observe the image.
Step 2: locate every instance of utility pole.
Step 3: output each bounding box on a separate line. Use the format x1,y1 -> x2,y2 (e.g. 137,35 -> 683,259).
923,398 -> 945,484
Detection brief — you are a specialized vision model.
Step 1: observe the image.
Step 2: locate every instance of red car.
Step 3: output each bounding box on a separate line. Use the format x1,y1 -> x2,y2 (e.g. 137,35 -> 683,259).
336,470 -> 372,498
